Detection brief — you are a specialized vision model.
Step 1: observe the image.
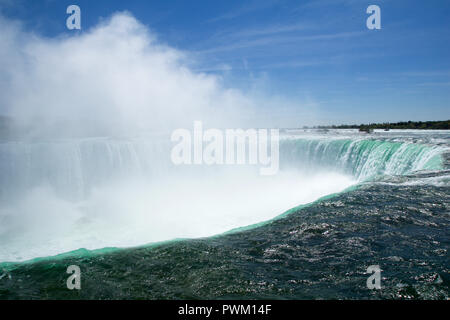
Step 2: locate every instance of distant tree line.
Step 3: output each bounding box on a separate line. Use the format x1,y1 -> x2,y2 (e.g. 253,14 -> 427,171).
1,116 -> 449,140
309,120 -> 450,131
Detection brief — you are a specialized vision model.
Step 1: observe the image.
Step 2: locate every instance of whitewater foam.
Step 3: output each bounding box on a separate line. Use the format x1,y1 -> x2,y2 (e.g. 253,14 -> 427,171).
0,169 -> 355,262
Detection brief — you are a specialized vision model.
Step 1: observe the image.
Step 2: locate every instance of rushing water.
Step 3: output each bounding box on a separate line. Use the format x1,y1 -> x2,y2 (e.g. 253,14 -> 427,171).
0,129 -> 449,299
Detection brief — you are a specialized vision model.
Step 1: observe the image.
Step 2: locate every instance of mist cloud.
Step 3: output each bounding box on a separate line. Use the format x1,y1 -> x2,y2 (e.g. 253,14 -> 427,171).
0,11 -> 318,137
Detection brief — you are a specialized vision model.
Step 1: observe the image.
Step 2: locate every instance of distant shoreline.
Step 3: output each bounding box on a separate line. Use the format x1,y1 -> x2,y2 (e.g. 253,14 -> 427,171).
304,120 -> 450,131
1,117 -> 449,137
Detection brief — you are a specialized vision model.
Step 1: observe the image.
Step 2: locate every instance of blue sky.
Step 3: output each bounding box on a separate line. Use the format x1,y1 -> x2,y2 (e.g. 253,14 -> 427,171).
1,0 -> 449,125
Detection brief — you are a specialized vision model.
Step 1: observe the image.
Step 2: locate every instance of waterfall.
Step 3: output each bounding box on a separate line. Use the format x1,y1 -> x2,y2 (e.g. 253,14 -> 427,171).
280,137 -> 445,180
0,133 -> 447,262
0,136 -> 446,202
